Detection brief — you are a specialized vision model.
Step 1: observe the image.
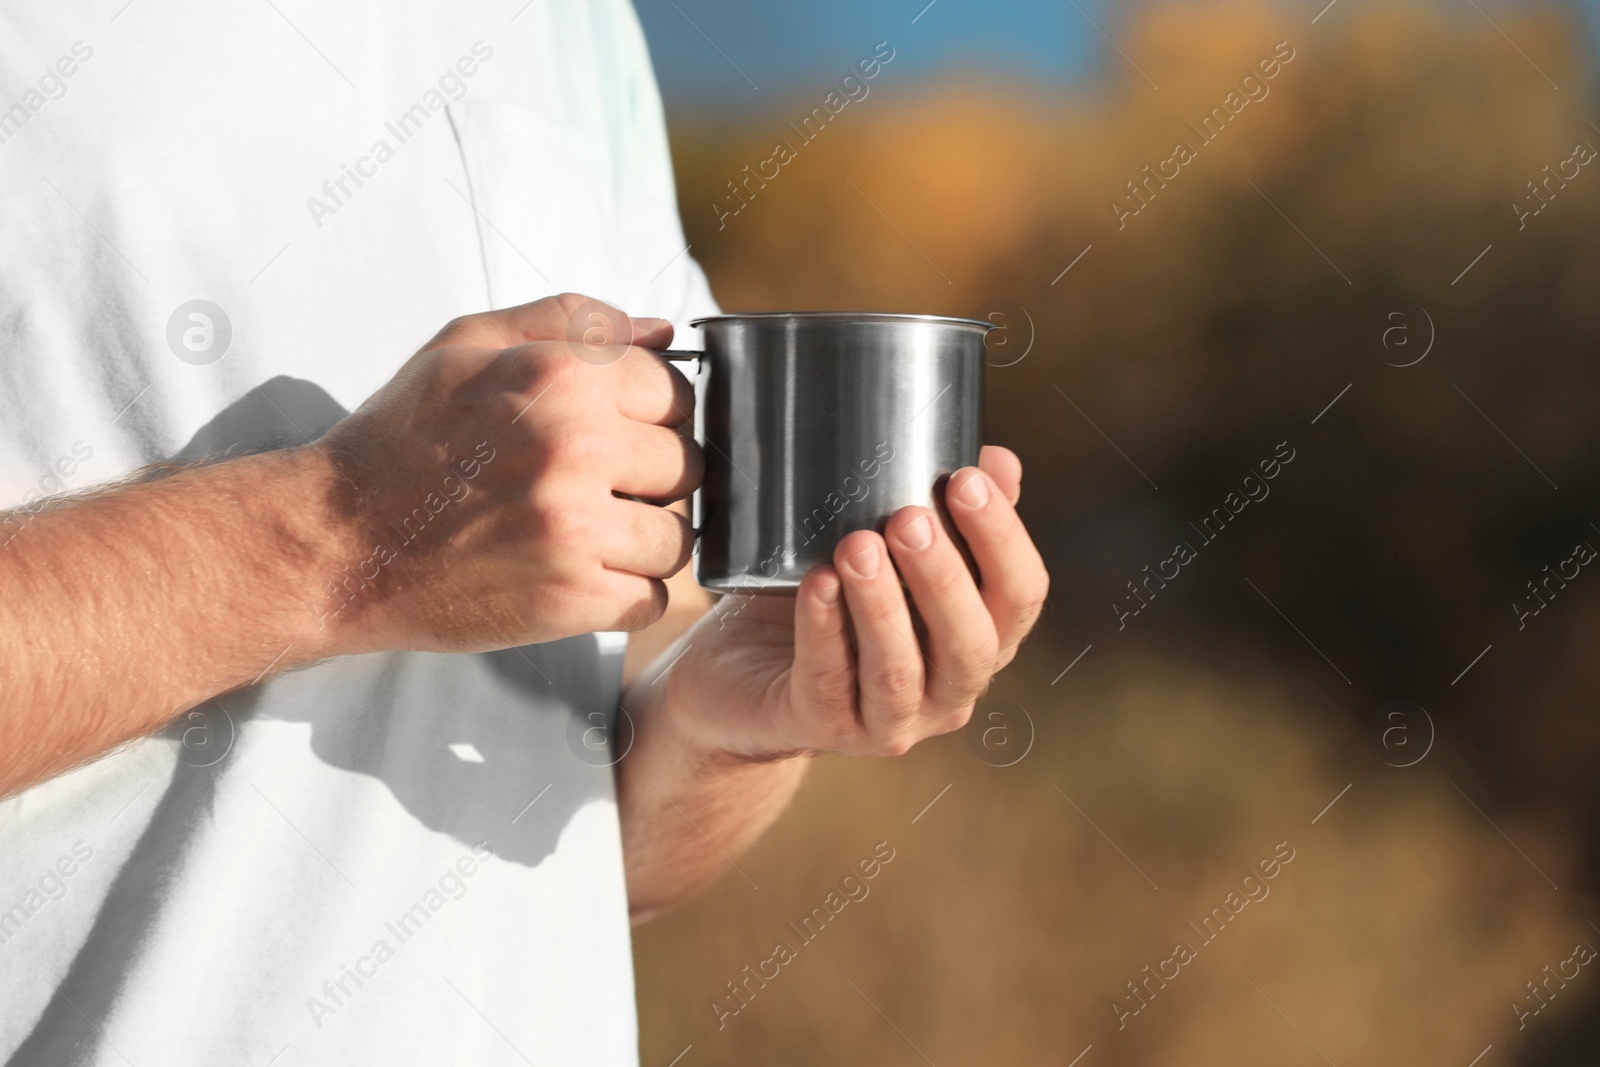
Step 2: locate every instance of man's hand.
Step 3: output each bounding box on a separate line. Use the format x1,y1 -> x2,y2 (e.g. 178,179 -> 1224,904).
0,292 -> 700,797
663,446 -> 1046,759
318,294 -> 701,655
617,446 -> 1047,920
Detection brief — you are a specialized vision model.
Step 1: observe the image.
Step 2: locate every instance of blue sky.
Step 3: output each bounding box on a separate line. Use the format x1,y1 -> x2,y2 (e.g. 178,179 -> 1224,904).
635,0 -> 1600,115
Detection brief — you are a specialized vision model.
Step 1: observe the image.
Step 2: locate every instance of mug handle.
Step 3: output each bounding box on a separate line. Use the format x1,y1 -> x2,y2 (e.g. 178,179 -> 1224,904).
652,350 -> 706,543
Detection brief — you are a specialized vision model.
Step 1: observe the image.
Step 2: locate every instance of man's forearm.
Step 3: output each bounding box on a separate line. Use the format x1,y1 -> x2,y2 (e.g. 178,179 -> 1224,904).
616,632 -> 810,923
0,446 -> 344,795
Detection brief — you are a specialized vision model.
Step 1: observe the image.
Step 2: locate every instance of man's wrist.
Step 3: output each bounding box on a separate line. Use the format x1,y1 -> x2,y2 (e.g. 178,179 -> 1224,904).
244,443 -> 366,664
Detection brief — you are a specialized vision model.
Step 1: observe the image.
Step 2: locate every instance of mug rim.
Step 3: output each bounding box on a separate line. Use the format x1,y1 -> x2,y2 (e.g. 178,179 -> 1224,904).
689,311 -> 996,331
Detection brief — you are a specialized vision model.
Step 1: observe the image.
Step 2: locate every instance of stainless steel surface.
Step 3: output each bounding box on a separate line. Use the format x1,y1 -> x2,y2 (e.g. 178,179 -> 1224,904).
665,312 -> 989,594
689,311 -> 997,329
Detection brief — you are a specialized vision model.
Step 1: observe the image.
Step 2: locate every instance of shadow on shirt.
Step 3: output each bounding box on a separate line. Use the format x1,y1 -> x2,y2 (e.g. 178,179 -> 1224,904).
7,377 -> 627,1066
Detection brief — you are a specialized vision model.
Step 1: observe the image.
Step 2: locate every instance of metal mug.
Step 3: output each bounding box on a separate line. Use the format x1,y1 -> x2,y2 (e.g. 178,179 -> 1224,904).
661,312 -> 992,594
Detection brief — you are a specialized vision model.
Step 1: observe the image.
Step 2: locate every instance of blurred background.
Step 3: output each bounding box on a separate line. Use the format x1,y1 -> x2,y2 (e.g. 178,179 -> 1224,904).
630,1 -> 1600,1063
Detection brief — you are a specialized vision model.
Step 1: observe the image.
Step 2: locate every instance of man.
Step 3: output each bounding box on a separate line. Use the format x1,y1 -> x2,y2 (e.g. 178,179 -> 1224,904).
0,2 -> 1045,1063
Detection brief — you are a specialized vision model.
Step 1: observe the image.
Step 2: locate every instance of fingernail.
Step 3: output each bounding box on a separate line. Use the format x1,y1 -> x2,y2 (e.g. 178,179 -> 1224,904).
848,544 -> 881,580
630,316 -> 670,336
816,577 -> 841,605
898,513 -> 934,551
956,470 -> 990,509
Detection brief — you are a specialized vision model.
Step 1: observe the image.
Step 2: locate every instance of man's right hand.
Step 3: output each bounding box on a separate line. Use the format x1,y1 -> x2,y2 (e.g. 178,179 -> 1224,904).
0,292 -> 703,795
314,293 -> 701,655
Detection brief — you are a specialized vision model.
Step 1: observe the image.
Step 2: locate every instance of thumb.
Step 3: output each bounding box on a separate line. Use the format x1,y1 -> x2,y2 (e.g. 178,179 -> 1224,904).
628,316 -> 675,351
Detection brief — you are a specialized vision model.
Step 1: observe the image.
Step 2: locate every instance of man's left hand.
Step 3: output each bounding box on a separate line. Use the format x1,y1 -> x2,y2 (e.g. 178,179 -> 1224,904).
661,445 -> 1048,761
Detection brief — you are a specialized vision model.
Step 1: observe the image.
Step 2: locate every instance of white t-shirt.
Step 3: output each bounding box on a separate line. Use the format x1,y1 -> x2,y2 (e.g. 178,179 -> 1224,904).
0,2 -> 716,1064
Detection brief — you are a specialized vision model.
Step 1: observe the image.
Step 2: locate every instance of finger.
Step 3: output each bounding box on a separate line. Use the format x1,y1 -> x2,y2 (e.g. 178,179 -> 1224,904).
833,531 -> 924,754
945,467 -> 1049,658
598,497 -> 694,579
584,570 -> 670,633
628,316 -> 675,351
497,340 -> 692,427
614,346 -> 696,428
883,506 -> 998,712
612,422 -> 703,503
790,566 -> 859,750
979,445 -> 1023,505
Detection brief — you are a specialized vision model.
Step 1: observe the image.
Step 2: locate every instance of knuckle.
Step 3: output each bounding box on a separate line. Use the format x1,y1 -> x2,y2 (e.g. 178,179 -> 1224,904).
543,574 -> 591,616
438,313 -> 479,342
526,486 -> 590,551
548,292 -> 597,328
527,348 -> 582,394
1022,557 -> 1051,604
874,734 -> 915,758
616,580 -> 668,631
540,426 -> 608,475
1014,584 -> 1049,630
946,639 -> 998,685
865,660 -> 922,699
1029,571 -> 1051,616
426,343 -> 483,383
